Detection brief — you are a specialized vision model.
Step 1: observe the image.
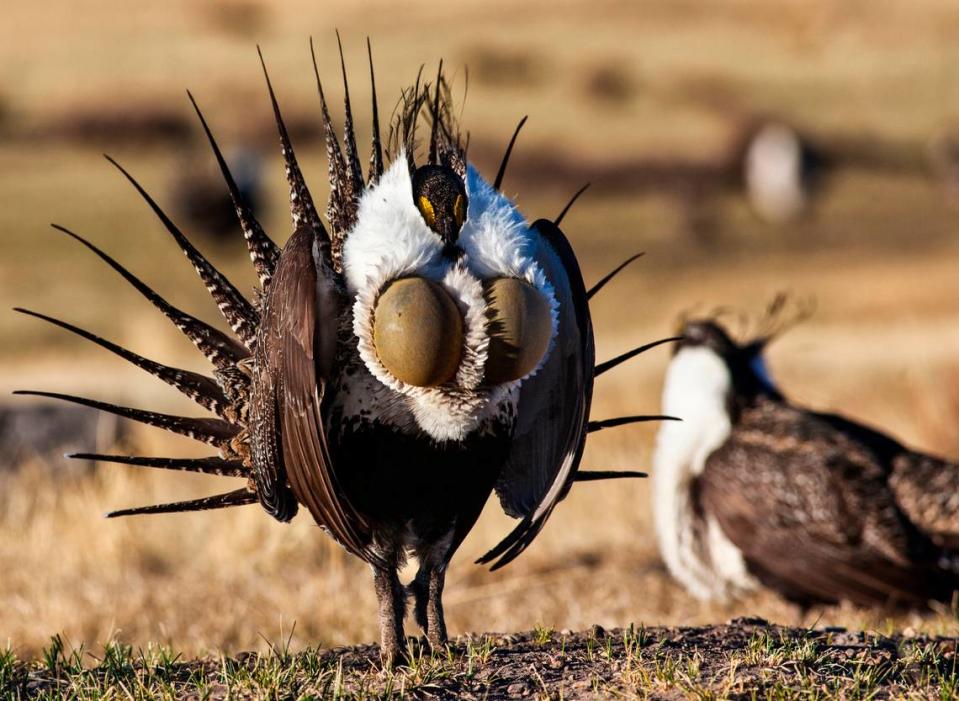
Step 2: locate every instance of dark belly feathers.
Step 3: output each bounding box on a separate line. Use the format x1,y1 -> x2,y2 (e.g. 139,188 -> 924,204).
331,420 -> 512,548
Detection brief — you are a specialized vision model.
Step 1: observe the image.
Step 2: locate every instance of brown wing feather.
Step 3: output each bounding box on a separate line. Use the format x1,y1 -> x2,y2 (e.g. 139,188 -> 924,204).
254,226 -> 380,566
890,451 -> 959,549
700,400 -> 956,607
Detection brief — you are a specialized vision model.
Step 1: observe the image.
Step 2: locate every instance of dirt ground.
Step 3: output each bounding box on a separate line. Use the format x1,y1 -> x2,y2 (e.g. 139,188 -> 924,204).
7,619 -> 957,699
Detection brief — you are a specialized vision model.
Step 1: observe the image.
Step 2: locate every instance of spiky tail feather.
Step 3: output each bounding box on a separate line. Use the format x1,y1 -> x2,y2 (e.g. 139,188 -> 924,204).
17,75 -> 313,516
22,42 -> 397,519
106,488 -> 257,518
18,41 -> 402,518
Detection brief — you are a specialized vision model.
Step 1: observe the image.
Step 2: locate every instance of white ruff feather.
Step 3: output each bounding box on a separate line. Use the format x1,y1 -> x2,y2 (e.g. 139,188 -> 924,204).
460,165 -> 560,382
340,156 -> 558,442
652,346 -> 756,601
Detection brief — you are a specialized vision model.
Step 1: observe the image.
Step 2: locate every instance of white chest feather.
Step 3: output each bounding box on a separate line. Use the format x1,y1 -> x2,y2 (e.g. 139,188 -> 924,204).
338,157 -> 558,442
652,347 -> 756,600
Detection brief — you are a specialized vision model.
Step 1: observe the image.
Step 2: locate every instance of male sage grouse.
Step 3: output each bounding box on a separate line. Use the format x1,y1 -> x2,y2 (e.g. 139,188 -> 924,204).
16,39 -> 668,664
653,302 -> 959,609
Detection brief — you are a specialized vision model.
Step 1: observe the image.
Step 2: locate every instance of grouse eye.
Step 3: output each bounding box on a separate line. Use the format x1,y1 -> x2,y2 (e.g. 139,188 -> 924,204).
453,194 -> 467,229
417,196 -> 436,229
483,278 -> 553,385
372,277 -> 463,387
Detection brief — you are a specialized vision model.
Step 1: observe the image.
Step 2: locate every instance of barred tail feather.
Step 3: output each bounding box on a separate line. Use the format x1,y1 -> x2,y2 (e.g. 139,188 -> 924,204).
335,31 -> 365,200
70,453 -> 249,477
53,224 -> 249,369
367,38 -> 384,183
15,308 -> 230,418
258,46 -> 325,237
14,391 -> 240,449
428,60 -> 444,165
187,90 -> 280,289
105,155 -> 259,348
309,36 -> 353,263
106,487 -> 257,518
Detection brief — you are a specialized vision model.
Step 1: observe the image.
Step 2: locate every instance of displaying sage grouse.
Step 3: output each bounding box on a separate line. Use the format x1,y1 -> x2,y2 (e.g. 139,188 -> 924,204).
653,306 -> 959,609
16,39 -> 665,664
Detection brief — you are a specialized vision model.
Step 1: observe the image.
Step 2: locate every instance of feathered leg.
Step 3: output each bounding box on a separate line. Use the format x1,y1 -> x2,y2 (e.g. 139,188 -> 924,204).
411,564 -> 448,650
372,553 -> 406,667
411,537 -> 452,650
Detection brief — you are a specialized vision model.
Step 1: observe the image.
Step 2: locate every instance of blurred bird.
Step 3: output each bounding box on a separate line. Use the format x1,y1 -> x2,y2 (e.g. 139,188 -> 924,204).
16,38 -> 669,664
740,120 -> 831,225
653,302 -> 959,609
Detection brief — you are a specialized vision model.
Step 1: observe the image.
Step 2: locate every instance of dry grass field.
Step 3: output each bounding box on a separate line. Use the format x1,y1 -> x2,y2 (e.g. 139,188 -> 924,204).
2,0 -> 959,695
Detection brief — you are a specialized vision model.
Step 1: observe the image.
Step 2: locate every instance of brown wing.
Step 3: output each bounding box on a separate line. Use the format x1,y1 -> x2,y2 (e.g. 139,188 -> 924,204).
699,400 -> 953,607
476,218 -> 594,571
890,451 -> 959,549
251,226 -> 381,566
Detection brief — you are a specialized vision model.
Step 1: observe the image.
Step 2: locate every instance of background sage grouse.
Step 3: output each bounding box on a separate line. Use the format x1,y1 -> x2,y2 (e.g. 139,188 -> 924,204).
16,38 -> 667,664
653,303 -> 959,609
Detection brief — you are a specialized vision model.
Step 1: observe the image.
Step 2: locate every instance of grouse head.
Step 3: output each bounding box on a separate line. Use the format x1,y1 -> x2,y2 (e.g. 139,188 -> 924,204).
673,296 -> 813,407
412,164 -> 468,251
339,69 -> 558,441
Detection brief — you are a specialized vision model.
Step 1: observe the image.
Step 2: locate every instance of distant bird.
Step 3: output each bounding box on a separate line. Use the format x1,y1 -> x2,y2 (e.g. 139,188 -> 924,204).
16,38 -> 667,664
653,304 -> 959,609
740,120 -> 831,225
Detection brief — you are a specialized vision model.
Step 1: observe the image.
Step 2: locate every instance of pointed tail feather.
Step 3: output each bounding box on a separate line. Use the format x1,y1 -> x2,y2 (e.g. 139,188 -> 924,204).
427,59 -> 444,165
587,253 -> 644,301
554,183 -> 590,227
106,487 -> 257,518
594,336 -> 682,377
258,46 -> 326,237
310,36 -> 354,261
397,66 -> 427,174
53,224 -> 249,369
587,415 -> 679,433
573,470 -> 648,482
14,391 -> 240,448
335,31 -> 365,198
70,453 -> 248,477
105,155 -> 259,348
187,90 -> 280,289
493,116 -> 528,191
367,37 -> 384,183
15,308 -> 230,418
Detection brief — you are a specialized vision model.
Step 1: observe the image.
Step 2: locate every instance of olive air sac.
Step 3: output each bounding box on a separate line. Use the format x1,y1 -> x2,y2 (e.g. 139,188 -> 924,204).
372,277 -> 464,387
483,277 -> 552,385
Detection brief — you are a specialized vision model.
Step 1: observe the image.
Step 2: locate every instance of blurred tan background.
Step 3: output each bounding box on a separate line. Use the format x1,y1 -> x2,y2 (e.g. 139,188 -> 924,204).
2,0 -> 959,657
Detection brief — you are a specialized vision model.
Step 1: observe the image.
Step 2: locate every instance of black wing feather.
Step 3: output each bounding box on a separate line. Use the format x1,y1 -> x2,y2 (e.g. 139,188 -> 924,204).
478,217 -> 593,570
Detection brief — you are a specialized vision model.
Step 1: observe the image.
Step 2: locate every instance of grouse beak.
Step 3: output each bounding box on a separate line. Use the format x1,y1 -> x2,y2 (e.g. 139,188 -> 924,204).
435,214 -> 462,257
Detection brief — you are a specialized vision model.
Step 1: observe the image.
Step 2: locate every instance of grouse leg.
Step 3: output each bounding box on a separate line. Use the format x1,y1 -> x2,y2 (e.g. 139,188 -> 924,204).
372,555 -> 406,667
411,561 -> 449,650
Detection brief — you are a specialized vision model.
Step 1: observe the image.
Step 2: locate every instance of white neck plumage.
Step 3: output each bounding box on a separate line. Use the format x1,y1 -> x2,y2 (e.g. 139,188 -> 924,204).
652,346 -> 736,599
